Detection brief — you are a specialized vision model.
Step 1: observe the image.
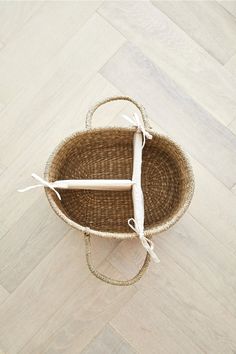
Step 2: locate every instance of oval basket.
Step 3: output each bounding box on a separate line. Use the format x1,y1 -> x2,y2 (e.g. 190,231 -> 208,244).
44,96 -> 194,285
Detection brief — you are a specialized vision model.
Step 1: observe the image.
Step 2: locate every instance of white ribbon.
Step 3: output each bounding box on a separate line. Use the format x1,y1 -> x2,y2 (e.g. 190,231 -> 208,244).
122,112 -> 152,148
17,173 -> 62,200
128,218 -> 160,263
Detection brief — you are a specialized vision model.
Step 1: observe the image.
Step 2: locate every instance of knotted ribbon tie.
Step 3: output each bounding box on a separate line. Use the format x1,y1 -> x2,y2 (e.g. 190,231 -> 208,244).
123,113 -> 159,263
122,112 -> 152,148
18,173 -> 62,200
128,218 -> 160,263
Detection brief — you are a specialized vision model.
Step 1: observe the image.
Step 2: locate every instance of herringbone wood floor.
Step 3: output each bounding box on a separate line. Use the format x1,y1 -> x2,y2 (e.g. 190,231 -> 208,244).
0,1 -> 236,353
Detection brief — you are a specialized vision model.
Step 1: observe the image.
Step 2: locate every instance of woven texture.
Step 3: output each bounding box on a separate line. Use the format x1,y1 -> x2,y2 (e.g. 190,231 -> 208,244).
44,96 -> 194,286
45,128 -> 194,238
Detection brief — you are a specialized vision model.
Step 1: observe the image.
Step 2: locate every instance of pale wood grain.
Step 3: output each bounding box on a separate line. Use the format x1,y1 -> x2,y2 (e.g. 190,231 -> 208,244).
228,118 -> 236,135
19,262 -> 136,354
189,156 -> 236,252
0,13 -> 124,168
153,1 -> 236,64
226,53 -> 236,134
0,101 -> 4,113
218,0 -> 236,17
0,1 -> 43,46
0,225 -> 7,241
81,324 -> 136,354
111,290 -> 203,354
0,1 -> 102,105
0,196 -> 70,292
108,242 -> 236,354
232,184 -> 236,194
0,162 -> 6,177
0,74 -> 122,238
225,53 -> 236,76
0,285 -> 8,306
101,42 -> 236,188
99,1 -> 236,126
157,213 -> 236,317
0,231 -> 119,354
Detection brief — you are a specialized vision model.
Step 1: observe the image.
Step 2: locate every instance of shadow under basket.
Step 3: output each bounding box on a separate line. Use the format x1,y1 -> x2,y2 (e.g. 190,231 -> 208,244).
44,96 -> 194,286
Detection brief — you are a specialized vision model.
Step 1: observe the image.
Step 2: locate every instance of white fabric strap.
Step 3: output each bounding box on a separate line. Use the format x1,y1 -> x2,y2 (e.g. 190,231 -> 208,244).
128,218 -> 160,263
18,175 -> 134,199
122,112 -> 152,147
18,173 -> 62,200
124,113 -> 159,264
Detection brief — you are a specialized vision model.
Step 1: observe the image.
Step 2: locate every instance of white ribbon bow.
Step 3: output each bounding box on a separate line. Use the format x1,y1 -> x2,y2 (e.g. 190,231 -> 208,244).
128,218 -> 160,263
122,112 -> 152,148
18,173 -> 61,200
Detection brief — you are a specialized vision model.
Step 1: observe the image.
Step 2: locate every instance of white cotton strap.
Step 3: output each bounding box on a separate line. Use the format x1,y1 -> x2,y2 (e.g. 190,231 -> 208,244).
17,173 -> 62,200
128,218 -> 160,263
122,112 -> 152,148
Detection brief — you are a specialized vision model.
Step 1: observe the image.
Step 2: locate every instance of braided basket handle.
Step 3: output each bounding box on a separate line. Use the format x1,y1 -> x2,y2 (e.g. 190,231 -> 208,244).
86,96 -> 152,130
84,233 -> 151,286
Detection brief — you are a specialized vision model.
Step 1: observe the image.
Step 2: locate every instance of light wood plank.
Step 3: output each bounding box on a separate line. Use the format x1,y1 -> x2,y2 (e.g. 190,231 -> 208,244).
0,285 -> 8,306
232,184 -> 236,194
0,196 -> 70,292
99,1 -> 236,126
0,73 -> 122,238
108,242 -> 236,354
157,213 -> 236,318
111,290 -> 203,354
228,118 -> 236,135
153,1 -> 236,64
0,231 -> 119,354
19,262 -> 136,354
0,101 -> 4,113
226,53 -> 236,135
0,14 -> 124,168
218,0 -> 236,17
0,1 -> 43,46
0,1 -> 102,105
189,155 -> 236,251
0,225 -> 7,241
81,324 -> 136,354
225,53 -> 236,76
0,162 -> 5,176
101,42 -> 236,189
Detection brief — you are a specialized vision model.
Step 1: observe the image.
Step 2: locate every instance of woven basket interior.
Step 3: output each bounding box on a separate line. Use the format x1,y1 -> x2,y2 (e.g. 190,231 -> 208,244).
45,128 -> 193,234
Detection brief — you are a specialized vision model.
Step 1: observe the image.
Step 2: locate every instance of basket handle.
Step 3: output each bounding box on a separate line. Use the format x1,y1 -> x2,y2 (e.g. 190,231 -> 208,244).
84,232 -> 151,286
85,96 -> 152,130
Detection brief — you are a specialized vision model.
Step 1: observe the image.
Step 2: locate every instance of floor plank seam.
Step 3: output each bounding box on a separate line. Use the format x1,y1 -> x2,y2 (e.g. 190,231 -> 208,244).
156,231 -> 236,321
188,211 -> 236,256
108,322 -> 138,353
152,1 -> 235,66
18,257 -> 138,354
0,226 -> 70,295
110,288 -> 205,354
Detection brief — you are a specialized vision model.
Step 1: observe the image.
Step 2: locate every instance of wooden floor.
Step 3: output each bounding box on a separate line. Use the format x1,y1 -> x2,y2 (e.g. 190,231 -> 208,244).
0,1 -> 236,353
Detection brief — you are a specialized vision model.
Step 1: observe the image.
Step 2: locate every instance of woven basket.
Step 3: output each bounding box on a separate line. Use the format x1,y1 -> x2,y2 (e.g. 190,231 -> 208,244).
44,96 -> 194,285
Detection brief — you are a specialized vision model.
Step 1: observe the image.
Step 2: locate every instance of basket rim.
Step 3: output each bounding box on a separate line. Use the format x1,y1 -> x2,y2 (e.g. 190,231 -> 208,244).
44,126 -> 195,239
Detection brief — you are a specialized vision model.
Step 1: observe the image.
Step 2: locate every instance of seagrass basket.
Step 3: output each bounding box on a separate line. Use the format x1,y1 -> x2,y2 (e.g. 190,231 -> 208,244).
44,96 -> 194,285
